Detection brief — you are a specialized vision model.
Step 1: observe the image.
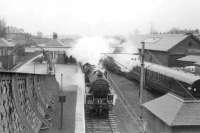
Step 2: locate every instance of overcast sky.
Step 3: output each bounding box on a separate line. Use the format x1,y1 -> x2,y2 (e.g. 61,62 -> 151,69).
0,0 -> 200,36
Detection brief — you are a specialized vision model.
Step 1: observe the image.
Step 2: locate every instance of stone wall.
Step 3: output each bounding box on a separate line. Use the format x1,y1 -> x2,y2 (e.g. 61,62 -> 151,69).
0,72 -> 59,133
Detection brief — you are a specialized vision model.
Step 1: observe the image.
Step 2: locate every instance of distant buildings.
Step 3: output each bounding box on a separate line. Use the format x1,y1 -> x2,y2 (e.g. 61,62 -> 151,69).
131,33 -> 200,67
25,34 -> 72,64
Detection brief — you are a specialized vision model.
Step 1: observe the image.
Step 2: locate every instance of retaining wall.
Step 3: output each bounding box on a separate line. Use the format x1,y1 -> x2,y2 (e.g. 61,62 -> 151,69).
0,72 -> 59,133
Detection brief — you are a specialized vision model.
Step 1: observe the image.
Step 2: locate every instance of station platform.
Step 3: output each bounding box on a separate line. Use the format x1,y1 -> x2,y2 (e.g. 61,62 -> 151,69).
40,88 -> 77,133
16,63 -> 86,133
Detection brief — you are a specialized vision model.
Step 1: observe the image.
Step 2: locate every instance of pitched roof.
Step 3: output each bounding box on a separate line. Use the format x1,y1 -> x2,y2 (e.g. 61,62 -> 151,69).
0,38 -> 15,47
131,34 -> 189,51
143,93 -> 200,126
177,55 -> 200,63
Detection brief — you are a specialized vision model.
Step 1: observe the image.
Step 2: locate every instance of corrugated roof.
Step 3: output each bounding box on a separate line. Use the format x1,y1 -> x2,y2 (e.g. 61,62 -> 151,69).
177,55 -> 200,63
0,38 -> 15,47
143,93 -> 200,126
131,34 -> 189,51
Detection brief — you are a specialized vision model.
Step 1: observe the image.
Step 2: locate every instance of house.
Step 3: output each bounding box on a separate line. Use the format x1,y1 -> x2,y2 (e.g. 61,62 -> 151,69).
131,33 -> 200,67
143,93 -> 200,133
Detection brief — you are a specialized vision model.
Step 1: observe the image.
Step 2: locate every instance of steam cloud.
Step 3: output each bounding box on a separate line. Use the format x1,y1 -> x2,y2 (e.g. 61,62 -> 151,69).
111,40 -> 139,72
68,36 -> 111,65
68,36 -> 139,72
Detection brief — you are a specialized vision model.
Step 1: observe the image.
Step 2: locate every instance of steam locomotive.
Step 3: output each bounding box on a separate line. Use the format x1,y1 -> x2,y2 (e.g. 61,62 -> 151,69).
131,62 -> 200,99
82,63 -> 114,116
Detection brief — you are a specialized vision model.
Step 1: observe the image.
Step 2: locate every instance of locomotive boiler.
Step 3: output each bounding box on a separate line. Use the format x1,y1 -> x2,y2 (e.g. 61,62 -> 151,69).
82,63 -> 114,116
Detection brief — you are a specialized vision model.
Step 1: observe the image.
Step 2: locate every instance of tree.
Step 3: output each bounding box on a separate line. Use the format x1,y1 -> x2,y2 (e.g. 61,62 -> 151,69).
0,18 -> 6,38
167,27 -> 200,34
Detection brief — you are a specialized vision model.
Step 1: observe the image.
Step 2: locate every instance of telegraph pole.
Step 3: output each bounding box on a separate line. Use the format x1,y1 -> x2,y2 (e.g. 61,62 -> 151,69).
139,41 -> 145,112
140,41 -> 146,132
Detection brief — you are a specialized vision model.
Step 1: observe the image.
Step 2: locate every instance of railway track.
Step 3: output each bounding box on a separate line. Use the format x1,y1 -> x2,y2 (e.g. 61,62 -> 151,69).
107,72 -> 145,133
85,111 -> 120,133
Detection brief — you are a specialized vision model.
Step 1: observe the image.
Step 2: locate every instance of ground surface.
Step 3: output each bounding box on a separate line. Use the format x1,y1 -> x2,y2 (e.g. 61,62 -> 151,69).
109,73 -> 162,133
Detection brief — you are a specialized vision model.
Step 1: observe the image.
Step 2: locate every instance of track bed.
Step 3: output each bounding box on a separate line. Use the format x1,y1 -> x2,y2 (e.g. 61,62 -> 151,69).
85,111 -> 120,133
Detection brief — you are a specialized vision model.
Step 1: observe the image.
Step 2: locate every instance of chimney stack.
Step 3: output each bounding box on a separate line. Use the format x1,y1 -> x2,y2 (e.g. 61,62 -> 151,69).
53,32 -> 58,39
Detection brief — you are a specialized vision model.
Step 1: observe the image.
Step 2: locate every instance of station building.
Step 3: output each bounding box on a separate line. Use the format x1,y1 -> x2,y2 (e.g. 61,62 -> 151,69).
131,33 -> 200,67
25,37 -> 71,63
143,93 -> 200,133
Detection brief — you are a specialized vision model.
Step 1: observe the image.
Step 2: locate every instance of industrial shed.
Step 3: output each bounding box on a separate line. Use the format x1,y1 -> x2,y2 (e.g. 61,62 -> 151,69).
131,33 -> 200,67
143,93 -> 200,133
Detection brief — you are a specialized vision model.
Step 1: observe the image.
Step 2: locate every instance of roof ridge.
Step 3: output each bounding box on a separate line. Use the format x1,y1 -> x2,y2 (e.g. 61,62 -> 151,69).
170,93 -> 200,125
170,94 -> 184,125
171,102 -> 183,125
168,93 -> 184,102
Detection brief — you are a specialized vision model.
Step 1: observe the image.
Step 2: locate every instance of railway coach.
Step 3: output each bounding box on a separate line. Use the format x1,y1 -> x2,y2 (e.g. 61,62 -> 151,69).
131,62 -> 200,99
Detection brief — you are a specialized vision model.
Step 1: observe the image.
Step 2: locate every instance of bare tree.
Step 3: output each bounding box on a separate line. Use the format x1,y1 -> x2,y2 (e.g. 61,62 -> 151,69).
0,18 -> 6,38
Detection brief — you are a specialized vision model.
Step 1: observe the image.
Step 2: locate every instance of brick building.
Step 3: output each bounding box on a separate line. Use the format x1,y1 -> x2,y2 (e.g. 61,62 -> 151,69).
143,93 -> 200,133
131,33 -> 200,67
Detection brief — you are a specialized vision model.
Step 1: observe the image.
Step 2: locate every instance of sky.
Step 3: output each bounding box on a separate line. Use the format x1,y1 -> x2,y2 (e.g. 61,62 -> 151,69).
0,0 -> 200,36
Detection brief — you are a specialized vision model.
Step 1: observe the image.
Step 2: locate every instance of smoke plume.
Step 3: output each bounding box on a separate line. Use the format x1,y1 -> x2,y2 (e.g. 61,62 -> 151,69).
111,40 -> 139,72
68,36 -> 111,65
68,36 -> 139,72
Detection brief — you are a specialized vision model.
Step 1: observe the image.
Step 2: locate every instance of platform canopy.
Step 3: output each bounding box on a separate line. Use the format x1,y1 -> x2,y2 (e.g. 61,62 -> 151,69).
143,93 -> 200,126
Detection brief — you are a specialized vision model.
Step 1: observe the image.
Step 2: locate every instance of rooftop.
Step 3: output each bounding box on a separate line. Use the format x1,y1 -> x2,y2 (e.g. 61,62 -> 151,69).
143,93 -> 200,126
130,34 -> 190,51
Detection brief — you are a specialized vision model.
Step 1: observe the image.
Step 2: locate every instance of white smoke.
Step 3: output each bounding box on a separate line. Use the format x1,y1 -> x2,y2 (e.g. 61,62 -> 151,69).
67,35 -> 139,72
68,36 -> 111,65
111,40 -> 139,72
